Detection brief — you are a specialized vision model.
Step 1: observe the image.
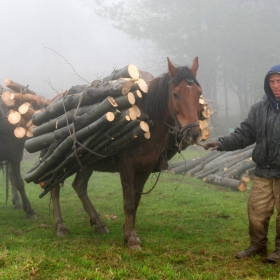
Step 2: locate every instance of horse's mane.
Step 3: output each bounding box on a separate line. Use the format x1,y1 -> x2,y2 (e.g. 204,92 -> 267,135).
145,65 -> 199,124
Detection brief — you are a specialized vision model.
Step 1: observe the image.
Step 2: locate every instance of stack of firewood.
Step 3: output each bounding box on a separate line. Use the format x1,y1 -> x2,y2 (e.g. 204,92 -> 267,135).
168,144 -> 256,191
1,79 -> 50,138
23,64 -> 212,194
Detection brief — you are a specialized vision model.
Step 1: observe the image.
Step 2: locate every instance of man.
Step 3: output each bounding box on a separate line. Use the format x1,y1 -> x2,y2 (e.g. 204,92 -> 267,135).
204,64 -> 280,263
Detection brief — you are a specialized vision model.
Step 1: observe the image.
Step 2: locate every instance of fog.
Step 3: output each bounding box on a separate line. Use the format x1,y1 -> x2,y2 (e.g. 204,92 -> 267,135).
0,0 -> 157,98
1,0 -> 280,134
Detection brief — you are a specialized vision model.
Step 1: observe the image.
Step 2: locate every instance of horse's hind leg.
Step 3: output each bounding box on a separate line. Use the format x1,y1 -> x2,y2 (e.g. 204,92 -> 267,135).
72,168 -> 109,234
50,184 -> 68,237
9,161 -> 37,219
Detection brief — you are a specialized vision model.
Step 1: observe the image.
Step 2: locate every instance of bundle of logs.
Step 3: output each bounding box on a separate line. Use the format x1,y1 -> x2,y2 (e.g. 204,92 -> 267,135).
23,64 -> 212,195
168,144 -> 256,192
1,79 -> 50,138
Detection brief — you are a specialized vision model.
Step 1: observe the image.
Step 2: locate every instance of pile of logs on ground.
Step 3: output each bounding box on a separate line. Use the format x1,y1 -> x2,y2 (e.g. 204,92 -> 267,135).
1,79 -> 51,138
23,64 -> 212,196
168,144 -> 256,191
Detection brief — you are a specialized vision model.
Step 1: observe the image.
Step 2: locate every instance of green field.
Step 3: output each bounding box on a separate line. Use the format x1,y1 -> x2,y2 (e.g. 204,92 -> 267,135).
0,147 -> 279,279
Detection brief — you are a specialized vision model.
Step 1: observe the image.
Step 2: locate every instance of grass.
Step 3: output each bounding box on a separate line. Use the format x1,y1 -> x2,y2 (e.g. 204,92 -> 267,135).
0,147 -> 279,279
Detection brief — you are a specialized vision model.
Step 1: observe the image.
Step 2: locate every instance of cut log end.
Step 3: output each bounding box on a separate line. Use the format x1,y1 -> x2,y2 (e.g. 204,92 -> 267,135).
136,78 -> 148,93
237,181 -> 247,191
122,80 -> 133,95
132,104 -> 141,118
128,107 -> 137,120
139,121 -> 150,133
127,92 -> 136,105
1,91 -> 16,107
8,110 -> 21,125
128,64 -> 140,80
14,127 -> 26,138
108,96 -> 118,108
105,112 -> 115,122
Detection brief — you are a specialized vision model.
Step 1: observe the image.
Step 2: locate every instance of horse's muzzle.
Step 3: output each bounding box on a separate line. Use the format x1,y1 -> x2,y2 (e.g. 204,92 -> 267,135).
181,124 -> 201,146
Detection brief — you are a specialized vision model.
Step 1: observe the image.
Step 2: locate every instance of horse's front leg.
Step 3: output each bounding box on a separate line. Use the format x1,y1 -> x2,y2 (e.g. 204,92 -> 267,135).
9,161 -> 37,219
119,168 -> 151,250
50,184 -> 68,237
72,167 -> 109,234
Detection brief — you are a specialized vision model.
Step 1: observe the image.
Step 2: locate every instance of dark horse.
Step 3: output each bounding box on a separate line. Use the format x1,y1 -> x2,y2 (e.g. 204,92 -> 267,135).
0,97 -> 37,218
50,57 -> 202,249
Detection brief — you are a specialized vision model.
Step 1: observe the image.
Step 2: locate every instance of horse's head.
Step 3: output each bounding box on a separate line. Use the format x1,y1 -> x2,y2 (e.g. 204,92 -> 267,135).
167,57 -> 201,148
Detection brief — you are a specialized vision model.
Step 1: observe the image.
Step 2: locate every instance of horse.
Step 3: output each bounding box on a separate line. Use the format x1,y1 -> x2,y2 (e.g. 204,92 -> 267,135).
50,57 -> 202,249
0,97 -> 37,219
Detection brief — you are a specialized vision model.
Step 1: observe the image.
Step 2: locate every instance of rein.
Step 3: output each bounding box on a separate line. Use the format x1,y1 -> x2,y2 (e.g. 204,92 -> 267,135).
165,77 -> 199,151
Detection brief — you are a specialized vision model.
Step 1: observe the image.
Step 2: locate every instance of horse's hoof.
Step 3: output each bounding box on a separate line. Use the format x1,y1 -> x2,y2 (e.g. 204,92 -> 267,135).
13,203 -> 22,210
26,213 -> 38,220
128,244 -> 142,250
95,225 -> 110,234
56,228 -> 68,237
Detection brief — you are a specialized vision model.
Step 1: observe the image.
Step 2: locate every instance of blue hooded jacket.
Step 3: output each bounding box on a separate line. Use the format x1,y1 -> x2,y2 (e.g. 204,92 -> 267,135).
216,64 -> 280,178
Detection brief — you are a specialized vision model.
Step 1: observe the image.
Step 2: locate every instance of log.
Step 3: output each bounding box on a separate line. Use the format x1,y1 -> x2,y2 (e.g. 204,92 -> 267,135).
103,65 -> 139,82
217,158 -> 256,179
204,174 -> 247,191
4,79 -> 35,94
170,152 -> 220,174
121,78 -> 148,93
187,151 -> 225,176
25,131 -> 55,153
196,147 -> 253,175
26,130 -> 33,138
52,97 -> 120,141
1,91 -> 17,107
32,79 -> 132,126
7,110 -> 21,125
10,92 -> 50,107
18,102 -> 35,119
32,103 -> 99,137
14,127 -> 26,138
24,112 -> 117,183
38,122 -> 149,193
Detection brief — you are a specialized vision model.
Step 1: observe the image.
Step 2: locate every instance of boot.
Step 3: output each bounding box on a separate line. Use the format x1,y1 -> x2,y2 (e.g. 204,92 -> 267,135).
236,245 -> 267,259
267,249 -> 280,263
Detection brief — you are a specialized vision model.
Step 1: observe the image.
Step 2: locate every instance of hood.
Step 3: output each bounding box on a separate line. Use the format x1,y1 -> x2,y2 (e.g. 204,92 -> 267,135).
264,64 -> 280,100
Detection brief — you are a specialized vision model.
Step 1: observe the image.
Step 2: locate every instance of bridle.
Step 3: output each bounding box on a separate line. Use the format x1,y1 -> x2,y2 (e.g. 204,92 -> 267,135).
165,77 -> 200,151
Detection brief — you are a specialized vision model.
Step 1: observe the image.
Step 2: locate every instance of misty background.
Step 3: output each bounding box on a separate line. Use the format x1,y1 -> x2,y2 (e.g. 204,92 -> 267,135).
1,0 -> 279,137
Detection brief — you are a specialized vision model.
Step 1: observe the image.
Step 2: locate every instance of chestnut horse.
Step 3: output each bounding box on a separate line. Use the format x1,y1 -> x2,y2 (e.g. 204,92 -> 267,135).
50,57 -> 202,249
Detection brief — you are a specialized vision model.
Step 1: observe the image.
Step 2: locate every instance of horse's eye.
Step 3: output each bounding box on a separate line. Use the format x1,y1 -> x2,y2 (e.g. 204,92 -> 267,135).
173,92 -> 179,99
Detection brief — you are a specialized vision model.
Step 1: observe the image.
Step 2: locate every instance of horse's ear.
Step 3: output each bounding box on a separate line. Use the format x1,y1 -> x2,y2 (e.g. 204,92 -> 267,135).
190,56 -> 199,76
167,57 -> 177,78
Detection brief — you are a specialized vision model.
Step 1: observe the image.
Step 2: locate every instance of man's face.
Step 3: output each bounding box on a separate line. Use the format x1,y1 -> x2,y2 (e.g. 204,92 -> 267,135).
269,73 -> 280,98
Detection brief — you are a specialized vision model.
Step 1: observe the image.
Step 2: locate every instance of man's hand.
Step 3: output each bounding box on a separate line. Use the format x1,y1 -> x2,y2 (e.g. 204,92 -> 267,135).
204,142 -> 220,151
